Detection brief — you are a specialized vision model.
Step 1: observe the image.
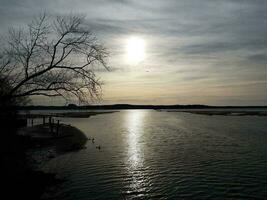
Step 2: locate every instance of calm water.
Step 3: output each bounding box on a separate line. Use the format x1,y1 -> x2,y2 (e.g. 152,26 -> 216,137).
42,110 -> 267,199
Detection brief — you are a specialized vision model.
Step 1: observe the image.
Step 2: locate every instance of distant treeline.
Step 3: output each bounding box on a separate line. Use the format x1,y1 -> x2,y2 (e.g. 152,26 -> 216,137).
17,104 -> 267,110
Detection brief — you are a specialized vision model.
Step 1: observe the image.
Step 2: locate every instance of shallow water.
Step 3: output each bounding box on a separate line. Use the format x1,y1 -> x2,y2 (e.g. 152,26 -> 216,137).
42,110 -> 267,199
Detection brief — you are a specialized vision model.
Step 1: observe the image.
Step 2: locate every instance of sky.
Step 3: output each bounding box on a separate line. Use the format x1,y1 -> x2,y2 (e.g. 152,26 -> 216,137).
0,0 -> 267,105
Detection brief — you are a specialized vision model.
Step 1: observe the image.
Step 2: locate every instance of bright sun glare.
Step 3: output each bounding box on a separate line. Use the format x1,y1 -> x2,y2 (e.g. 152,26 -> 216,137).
126,37 -> 145,65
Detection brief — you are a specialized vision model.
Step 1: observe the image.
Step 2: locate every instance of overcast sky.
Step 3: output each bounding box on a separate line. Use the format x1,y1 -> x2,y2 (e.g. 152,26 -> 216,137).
1,0 -> 267,105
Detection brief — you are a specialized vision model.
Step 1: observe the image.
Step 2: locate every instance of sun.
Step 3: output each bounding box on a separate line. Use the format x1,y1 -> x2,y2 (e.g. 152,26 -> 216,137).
126,36 -> 145,65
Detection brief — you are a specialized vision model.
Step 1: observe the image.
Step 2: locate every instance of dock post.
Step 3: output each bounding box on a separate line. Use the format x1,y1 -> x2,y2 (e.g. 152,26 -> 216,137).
49,116 -> 53,133
56,120 -> 60,136
52,118 -> 55,134
31,118 -> 33,127
43,117 -> 45,125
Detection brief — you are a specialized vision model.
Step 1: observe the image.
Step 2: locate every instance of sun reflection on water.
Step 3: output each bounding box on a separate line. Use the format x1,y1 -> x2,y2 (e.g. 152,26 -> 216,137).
126,110 -> 145,167
125,110 -> 149,195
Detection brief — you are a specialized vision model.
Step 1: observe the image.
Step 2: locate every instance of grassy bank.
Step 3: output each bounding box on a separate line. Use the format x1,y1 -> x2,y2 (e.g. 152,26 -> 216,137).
1,122 -> 88,199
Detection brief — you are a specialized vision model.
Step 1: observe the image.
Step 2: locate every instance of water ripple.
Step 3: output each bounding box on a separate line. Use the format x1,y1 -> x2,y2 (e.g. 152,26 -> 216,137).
42,110 -> 267,199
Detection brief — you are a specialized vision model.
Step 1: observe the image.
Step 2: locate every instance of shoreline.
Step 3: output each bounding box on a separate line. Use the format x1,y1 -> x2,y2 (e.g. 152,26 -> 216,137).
20,123 -> 88,166
17,104 -> 267,110
3,123 -> 88,200
167,110 -> 267,116
19,110 -> 119,119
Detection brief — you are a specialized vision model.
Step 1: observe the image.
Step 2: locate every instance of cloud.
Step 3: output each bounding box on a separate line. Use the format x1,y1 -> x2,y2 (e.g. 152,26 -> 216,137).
0,0 -> 267,105
247,54 -> 267,64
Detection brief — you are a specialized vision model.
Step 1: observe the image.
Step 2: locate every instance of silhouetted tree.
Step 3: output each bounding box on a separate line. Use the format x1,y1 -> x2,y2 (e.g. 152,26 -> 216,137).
0,13 -> 108,105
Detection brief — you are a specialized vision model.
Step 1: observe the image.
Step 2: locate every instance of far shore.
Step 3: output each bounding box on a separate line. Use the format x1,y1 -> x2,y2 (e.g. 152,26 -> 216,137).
19,111 -> 119,119
167,110 -> 267,116
17,104 -> 267,111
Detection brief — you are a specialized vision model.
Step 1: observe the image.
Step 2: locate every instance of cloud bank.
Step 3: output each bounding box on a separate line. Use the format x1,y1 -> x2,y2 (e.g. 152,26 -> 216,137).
1,0 -> 266,105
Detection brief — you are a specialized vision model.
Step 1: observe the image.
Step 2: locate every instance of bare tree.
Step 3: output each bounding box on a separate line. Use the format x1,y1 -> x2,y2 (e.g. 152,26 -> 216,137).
0,13 -> 108,105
